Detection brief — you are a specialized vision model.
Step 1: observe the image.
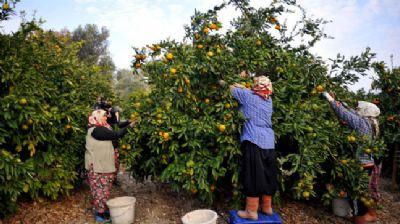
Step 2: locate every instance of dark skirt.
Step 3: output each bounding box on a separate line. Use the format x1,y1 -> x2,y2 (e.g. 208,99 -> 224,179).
241,140 -> 278,197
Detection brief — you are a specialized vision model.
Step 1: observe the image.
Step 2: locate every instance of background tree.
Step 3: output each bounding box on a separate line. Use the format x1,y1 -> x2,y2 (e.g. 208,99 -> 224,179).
114,69 -> 148,100
72,24 -> 115,74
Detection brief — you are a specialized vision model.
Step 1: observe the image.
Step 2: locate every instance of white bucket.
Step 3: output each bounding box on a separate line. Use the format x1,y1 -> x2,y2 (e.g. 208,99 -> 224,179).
332,198 -> 351,217
181,209 -> 218,224
106,196 -> 136,224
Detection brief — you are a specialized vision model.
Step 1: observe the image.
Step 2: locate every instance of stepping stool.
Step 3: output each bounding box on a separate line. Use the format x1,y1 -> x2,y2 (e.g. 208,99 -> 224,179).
229,210 -> 282,224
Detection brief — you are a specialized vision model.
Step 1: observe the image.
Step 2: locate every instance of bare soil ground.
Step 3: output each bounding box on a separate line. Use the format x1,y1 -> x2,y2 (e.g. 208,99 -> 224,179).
2,173 -> 400,224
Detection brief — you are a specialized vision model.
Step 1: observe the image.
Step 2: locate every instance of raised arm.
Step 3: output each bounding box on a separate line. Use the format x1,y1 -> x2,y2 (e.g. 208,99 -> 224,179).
322,92 -> 371,135
118,120 -> 131,128
92,124 -> 133,141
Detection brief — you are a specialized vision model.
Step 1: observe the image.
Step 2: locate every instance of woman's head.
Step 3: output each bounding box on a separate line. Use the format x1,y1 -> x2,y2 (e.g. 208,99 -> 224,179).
356,101 -> 380,138
252,75 -> 273,99
356,101 -> 380,117
88,109 -> 109,127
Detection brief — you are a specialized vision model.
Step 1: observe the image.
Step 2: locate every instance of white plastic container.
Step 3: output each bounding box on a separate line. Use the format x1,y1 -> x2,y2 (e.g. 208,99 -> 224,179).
332,198 -> 351,217
106,196 -> 136,224
181,209 -> 218,224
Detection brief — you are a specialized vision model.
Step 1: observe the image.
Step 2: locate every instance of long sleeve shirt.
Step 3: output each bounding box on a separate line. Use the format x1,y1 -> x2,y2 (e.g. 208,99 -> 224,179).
330,100 -> 374,165
330,101 -> 374,137
91,125 -> 129,141
232,88 -> 275,149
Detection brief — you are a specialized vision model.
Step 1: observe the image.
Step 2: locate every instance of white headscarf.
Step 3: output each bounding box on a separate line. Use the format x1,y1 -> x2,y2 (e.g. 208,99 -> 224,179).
357,101 -> 380,138
356,101 -> 380,117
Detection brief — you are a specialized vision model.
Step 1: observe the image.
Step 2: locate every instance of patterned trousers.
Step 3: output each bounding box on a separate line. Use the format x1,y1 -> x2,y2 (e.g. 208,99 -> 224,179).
87,165 -> 115,213
353,163 -> 382,216
369,163 -> 382,201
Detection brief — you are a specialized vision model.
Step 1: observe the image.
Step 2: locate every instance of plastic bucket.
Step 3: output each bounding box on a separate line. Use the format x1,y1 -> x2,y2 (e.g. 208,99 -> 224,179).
332,198 -> 351,217
181,209 -> 218,224
106,196 -> 136,224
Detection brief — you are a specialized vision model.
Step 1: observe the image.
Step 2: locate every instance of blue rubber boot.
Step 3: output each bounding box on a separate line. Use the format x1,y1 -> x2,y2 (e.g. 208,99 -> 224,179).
95,212 -> 110,223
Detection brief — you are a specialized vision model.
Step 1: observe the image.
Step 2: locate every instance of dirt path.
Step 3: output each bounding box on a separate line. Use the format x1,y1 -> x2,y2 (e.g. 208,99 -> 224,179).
2,173 -> 400,224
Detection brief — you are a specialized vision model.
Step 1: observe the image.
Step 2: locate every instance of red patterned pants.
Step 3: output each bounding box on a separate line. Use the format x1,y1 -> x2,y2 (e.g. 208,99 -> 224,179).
369,163 -> 382,202
354,163 -> 382,216
87,165 -> 115,213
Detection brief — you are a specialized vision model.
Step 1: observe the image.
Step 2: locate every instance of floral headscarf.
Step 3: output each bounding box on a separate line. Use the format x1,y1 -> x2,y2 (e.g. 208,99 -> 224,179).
88,109 -> 111,129
252,75 -> 273,99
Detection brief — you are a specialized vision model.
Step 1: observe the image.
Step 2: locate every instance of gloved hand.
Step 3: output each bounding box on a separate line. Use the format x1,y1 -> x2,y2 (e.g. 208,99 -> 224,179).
218,79 -> 226,87
321,91 -> 334,102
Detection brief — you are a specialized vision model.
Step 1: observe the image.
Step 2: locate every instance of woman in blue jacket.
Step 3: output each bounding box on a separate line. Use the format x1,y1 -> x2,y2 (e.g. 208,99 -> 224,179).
322,92 -> 381,224
230,75 -> 277,220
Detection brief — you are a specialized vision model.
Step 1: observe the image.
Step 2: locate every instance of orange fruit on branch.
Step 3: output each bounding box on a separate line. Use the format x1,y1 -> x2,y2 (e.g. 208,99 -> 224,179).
217,124 -> 226,132
364,148 -> 372,154
184,77 -> 190,85
19,98 -> 27,106
302,191 -> 310,198
166,53 -> 174,60
21,124 -> 29,131
210,23 -> 218,30
135,54 -> 142,60
387,116 -> 395,121
177,86 -> 183,93
162,132 -> 170,141
347,135 -> 356,143
316,85 -> 324,93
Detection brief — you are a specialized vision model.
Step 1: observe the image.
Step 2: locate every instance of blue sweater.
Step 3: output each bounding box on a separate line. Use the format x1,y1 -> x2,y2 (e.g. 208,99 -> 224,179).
232,88 -> 275,149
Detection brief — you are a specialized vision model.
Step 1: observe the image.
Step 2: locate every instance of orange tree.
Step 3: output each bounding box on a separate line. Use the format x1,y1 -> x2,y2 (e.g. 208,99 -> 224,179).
0,21 -> 114,216
122,0 -> 387,206
371,65 -> 400,188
